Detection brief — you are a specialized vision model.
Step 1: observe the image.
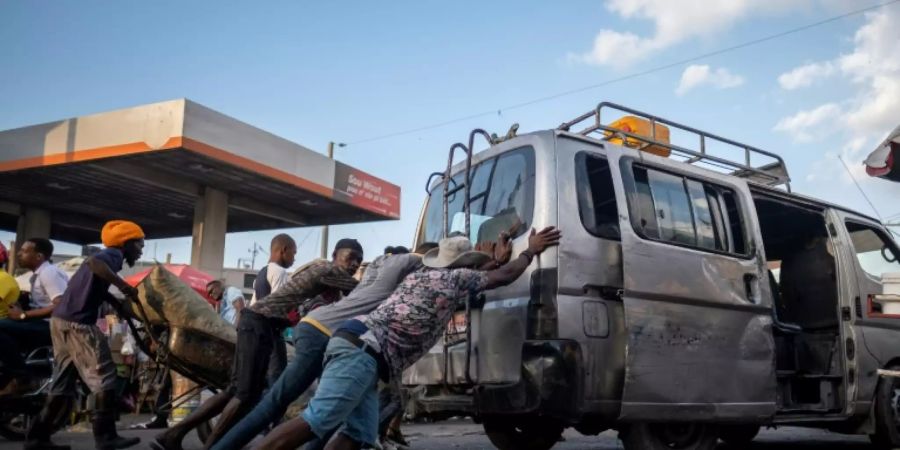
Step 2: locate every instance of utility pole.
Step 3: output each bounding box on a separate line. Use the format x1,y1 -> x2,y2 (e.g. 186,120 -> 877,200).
321,141 -> 345,259
249,242 -> 266,270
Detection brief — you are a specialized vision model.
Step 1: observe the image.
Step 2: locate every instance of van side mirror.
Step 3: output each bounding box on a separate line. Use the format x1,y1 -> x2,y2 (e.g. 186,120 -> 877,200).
883,246 -> 897,263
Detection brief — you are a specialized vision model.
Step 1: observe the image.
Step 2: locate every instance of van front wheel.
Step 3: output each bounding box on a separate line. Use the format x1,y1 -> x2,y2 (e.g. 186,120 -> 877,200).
870,364 -> 900,449
483,416 -> 564,450
621,422 -> 718,450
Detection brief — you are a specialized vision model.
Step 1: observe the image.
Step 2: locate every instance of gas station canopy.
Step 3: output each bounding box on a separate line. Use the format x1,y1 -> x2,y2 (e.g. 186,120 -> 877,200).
0,99 -> 400,274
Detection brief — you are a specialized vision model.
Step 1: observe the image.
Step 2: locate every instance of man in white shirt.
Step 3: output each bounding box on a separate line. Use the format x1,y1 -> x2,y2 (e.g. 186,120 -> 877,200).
207,280 -> 245,326
0,238 -> 69,374
249,234 -> 297,305
249,234 -> 297,385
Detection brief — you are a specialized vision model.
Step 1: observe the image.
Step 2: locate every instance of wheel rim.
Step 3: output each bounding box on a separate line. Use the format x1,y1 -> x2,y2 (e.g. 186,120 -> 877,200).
649,423 -> 704,448
1,413 -> 29,435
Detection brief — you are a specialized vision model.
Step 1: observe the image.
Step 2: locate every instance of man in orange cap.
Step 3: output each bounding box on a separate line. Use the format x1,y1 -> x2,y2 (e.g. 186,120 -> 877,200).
25,220 -> 145,450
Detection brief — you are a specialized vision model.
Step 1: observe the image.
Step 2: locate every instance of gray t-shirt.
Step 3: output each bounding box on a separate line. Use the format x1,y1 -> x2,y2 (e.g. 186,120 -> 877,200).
301,253 -> 423,334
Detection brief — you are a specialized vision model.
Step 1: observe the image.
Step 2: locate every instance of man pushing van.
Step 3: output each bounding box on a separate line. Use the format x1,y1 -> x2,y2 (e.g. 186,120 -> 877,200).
152,239 -> 363,450
254,226 -> 561,450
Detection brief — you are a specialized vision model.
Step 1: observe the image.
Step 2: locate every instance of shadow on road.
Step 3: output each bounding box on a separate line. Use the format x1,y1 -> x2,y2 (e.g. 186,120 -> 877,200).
720,442 -> 872,450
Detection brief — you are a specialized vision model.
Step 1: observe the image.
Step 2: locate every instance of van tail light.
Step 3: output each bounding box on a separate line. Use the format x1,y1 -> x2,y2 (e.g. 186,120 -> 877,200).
528,268 -> 559,339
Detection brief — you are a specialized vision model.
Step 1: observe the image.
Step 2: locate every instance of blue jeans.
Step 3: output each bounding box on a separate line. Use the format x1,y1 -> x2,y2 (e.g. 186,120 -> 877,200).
210,322 -> 330,450
302,337 -> 379,447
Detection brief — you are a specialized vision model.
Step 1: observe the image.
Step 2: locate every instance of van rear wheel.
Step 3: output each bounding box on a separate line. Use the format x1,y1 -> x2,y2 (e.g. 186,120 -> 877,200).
870,364 -> 900,449
483,416 -> 564,450
621,422 -> 718,450
718,424 -> 760,447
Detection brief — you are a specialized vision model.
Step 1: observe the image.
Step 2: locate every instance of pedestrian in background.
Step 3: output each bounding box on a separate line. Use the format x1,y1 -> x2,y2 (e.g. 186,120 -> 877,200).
207,280 -> 245,326
250,234 -> 297,387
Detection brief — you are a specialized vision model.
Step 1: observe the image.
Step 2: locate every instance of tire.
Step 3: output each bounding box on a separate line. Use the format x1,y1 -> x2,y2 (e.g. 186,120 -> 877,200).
0,414 -> 27,441
718,424 -> 760,447
483,416 -> 564,450
0,409 -> 68,442
621,422 -> 718,450
870,365 -> 900,449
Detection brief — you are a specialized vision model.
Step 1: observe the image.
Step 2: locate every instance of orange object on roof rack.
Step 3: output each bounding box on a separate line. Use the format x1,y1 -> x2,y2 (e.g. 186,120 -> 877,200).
603,116 -> 671,157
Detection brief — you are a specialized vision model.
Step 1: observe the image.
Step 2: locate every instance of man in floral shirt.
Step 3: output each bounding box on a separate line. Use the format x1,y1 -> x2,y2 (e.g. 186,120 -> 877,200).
152,239 -> 362,450
251,227 -> 561,450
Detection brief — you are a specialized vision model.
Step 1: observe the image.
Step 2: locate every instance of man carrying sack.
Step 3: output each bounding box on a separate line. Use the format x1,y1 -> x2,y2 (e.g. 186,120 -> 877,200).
25,220 -> 145,450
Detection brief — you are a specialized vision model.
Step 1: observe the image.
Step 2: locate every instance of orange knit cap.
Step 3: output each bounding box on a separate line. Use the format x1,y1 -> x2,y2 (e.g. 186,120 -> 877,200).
101,220 -> 145,248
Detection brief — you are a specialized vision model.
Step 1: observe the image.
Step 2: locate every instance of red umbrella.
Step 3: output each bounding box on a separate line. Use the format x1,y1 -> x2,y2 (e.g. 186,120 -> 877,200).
125,264 -> 217,306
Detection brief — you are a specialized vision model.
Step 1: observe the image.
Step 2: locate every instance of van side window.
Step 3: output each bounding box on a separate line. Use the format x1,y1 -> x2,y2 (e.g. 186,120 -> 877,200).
722,190 -> 747,254
575,152 -> 620,239
630,165 -> 746,255
845,221 -> 900,280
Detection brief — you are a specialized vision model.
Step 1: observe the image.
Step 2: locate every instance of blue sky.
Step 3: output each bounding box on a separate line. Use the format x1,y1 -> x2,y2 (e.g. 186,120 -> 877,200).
2,1 -> 898,269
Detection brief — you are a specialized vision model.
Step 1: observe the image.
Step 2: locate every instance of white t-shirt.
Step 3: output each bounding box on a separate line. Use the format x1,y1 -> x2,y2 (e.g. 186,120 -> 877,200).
30,261 -> 70,320
249,262 -> 289,306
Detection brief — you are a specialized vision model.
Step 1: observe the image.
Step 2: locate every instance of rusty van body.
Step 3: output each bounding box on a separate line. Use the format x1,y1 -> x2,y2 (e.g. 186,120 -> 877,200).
402,102 -> 900,450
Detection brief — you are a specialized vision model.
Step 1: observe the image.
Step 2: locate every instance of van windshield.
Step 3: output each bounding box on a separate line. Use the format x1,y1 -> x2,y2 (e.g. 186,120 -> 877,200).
420,147 -> 535,245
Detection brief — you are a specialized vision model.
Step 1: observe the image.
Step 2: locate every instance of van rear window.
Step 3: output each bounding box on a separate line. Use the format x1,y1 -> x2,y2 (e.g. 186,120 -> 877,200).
420,147 -> 535,245
630,165 -> 748,255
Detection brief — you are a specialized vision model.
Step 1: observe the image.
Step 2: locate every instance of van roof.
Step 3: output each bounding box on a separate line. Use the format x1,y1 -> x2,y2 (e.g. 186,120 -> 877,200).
558,102 -> 792,191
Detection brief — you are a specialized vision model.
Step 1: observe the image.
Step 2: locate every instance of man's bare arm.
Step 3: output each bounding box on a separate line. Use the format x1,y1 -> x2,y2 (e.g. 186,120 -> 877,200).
86,256 -> 138,305
485,227 -> 560,290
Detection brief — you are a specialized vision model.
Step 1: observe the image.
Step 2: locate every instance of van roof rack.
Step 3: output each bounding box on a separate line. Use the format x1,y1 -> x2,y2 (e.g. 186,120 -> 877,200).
558,102 -> 792,192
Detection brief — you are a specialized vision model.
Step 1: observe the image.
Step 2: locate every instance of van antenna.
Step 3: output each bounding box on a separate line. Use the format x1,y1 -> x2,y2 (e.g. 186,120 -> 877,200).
837,155 -> 883,221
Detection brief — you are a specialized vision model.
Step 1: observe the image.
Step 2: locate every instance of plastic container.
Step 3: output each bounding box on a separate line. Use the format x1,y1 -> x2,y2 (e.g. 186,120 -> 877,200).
604,115 -> 672,157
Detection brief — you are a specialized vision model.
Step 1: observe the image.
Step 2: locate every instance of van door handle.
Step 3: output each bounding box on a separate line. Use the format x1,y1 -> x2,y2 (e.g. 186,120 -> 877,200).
743,273 -> 757,303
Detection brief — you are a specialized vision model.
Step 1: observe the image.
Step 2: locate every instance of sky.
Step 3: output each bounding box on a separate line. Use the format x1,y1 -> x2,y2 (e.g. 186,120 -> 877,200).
1,0 -> 898,271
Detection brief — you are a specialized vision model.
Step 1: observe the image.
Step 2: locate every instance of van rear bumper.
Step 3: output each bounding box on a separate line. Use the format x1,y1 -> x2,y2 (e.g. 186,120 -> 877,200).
474,340 -> 581,417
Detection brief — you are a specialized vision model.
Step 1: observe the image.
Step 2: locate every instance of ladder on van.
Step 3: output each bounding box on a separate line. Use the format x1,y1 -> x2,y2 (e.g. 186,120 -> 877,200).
438,129 -> 495,386
558,102 -> 793,191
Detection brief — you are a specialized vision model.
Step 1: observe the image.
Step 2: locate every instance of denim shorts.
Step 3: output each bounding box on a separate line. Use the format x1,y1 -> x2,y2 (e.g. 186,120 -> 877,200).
302,336 -> 379,446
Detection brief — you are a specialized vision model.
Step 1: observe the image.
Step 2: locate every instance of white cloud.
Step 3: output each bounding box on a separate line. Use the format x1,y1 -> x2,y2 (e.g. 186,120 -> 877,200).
675,64 -> 745,96
838,9 -> 900,134
774,8 -> 900,142
571,0 -> 816,69
777,61 -> 835,90
776,8 -> 900,207
773,103 -> 841,142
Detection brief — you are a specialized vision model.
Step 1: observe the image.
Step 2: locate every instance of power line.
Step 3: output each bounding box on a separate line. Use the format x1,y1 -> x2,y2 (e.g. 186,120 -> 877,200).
838,155 -> 883,221
345,0 -> 900,147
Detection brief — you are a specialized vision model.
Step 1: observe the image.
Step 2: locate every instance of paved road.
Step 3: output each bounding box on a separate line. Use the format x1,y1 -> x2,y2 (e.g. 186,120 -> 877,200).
0,415 -> 876,449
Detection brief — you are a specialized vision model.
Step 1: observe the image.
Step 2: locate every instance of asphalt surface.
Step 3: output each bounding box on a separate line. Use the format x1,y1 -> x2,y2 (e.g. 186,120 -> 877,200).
0,414 -> 880,450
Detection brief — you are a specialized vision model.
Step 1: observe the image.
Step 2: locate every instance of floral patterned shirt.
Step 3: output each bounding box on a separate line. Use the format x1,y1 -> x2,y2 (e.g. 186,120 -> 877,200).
363,267 -> 489,375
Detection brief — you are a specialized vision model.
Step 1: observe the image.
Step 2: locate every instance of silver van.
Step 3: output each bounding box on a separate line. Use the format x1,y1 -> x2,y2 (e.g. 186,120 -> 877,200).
403,102 -> 900,450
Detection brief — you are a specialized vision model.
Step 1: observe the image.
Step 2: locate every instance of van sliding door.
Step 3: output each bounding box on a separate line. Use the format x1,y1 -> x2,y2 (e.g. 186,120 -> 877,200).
609,149 -> 777,421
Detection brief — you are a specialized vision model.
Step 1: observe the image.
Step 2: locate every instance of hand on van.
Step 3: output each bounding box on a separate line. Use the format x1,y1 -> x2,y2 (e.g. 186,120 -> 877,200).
484,226 -> 561,290
528,226 -> 561,256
